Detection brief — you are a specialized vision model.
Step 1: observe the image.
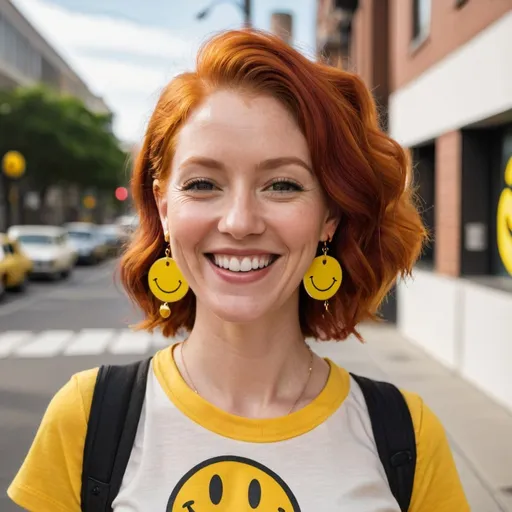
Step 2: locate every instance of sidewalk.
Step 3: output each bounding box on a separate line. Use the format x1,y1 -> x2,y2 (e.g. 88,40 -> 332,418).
313,323 -> 512,512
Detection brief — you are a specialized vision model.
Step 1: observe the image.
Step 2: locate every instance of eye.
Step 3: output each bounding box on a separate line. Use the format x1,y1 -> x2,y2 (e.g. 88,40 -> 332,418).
182,178 -> 216,191
266,179 -> 303,193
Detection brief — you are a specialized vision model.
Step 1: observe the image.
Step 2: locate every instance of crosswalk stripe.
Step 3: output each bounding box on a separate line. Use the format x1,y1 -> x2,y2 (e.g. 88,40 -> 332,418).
109,331 -> 153,355
15,330 -> 75,357
0,331 -> 32,358
0,329 -> 183,358
64,329 -> 115,356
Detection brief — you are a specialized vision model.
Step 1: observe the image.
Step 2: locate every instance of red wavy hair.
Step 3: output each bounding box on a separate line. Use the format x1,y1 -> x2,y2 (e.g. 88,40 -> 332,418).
121,29 -> 426,341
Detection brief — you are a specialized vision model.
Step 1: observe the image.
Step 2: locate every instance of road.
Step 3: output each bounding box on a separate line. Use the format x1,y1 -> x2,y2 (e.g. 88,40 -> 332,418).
0,258 -> 176,512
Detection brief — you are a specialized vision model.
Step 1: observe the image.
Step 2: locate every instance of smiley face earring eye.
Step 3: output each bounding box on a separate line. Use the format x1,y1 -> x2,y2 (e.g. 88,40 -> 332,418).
302,239 -> 342,312
148,230 -> 189,318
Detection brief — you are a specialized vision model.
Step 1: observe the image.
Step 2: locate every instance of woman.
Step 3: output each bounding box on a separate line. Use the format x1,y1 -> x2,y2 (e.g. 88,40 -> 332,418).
8,29 -> 469,511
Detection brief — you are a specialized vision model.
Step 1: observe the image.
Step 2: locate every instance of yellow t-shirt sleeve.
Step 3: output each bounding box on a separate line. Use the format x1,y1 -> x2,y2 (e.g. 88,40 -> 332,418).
7,368 -> 98,512
403,391 -> 471,512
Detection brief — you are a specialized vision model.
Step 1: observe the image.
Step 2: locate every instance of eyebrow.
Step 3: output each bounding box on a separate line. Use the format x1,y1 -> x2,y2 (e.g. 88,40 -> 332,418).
179,156 -> 313,174
257,157 -> 313,174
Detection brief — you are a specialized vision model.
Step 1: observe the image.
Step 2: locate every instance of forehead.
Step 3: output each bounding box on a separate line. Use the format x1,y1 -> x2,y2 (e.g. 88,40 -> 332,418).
174,90 -> 310,163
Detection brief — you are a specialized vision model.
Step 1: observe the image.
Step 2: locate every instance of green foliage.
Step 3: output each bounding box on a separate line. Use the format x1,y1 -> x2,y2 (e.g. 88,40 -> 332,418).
0,86 -> 127,191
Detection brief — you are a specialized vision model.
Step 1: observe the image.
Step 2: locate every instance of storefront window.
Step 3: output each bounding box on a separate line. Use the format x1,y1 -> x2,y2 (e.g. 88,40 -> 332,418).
494,126 -> 512,277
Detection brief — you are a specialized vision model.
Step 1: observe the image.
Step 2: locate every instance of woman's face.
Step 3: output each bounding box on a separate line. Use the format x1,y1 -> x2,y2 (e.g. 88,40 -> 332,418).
156,90 -> 337,324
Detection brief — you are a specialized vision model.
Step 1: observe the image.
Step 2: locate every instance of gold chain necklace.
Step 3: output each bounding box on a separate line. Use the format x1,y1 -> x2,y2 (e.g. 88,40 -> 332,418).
179,341 -> 314,416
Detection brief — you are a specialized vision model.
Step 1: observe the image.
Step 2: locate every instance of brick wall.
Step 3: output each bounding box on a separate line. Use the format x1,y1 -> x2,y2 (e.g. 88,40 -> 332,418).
435,131 -> 462,276
390,0 -> 511,91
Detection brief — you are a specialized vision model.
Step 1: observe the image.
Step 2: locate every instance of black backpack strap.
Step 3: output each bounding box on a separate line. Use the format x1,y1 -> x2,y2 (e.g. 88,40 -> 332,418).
81,357 -> 152,512
350,373 -> 416,512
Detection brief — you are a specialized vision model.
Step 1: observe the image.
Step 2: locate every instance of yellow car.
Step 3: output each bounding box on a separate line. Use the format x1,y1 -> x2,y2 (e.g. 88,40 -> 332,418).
0,233 -> 33,297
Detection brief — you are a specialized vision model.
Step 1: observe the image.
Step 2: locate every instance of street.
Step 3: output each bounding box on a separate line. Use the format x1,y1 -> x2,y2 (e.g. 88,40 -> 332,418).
1,259 -> 511,511
0,259 -> 182,512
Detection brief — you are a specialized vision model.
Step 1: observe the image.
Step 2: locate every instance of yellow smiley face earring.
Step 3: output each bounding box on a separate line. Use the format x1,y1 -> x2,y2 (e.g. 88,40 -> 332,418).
148,230 -> 189,318
303,239 -> 342,312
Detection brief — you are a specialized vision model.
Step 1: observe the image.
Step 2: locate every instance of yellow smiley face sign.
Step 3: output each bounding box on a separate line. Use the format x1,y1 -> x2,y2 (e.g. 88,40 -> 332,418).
148,257 -> 189,302
497,156 -> 512,276
2,151 -> 26,179
167,456 -> 301,512
303,255 -> 342,301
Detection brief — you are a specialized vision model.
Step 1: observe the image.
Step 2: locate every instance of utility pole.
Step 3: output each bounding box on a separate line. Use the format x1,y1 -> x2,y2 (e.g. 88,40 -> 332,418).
243,0 -> 251,26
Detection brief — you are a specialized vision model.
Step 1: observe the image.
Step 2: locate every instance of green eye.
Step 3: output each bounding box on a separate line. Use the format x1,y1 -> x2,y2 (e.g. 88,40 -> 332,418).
182,179 -> 216,191
268,180 -> 303,192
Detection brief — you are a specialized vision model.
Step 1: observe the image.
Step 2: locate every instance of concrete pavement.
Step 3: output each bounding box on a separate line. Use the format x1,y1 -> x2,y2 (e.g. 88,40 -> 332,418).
317,323 -> 512,511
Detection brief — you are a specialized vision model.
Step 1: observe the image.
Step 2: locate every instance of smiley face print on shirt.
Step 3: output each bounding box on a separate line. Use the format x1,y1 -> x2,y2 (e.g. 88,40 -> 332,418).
167,456 -> 301,512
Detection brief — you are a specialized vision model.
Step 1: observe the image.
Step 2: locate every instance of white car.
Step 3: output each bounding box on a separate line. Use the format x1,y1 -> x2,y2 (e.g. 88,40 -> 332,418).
7,225 -> 77,279
64,222 -> 107,264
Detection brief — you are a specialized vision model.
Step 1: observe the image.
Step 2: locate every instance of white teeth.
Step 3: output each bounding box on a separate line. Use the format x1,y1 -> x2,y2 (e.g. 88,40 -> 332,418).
240,257 -> 252,272
228,258 -> 241,272
211,254 -> 275,272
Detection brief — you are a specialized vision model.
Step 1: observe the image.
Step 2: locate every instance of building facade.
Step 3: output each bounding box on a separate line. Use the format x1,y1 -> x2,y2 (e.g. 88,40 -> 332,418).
317,0 -> 512,411
0,0 -> 112,230
0,0 -> 108,113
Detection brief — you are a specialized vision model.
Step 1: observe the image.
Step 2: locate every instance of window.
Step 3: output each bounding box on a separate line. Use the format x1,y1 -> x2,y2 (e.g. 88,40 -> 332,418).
412,0 -> 431,41
17,235 -> 56,246
412,143 -> 436,266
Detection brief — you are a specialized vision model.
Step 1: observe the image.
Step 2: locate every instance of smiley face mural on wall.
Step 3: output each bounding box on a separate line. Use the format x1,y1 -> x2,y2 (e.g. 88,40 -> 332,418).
497,156 -> 512,276
167,456 -> 301,512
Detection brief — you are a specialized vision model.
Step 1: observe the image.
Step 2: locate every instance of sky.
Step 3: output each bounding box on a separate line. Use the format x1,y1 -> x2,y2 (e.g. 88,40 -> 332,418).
11,0 -> 317,144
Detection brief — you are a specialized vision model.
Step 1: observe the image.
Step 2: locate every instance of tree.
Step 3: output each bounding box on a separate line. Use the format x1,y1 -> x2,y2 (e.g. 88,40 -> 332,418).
0,86 -> 127,223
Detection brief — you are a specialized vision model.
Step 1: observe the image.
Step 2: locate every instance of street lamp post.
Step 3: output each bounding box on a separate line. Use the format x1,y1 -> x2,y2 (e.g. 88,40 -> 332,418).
2,151 -> 26,229
196,0 -> 251,27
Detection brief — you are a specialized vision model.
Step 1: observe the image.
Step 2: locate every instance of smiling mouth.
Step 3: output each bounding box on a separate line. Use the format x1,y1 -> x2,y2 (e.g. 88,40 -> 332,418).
153,278 -> 182,294
309,276 -> 337,292
206,253 -> 280,273
182,501 -> 287,512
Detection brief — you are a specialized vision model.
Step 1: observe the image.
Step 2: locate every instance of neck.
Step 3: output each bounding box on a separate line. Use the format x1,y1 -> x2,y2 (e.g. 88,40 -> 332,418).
176,298 -> 320,418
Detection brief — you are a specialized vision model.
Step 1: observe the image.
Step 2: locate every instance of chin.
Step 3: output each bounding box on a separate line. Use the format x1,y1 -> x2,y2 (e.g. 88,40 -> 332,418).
206,295 -> 278,325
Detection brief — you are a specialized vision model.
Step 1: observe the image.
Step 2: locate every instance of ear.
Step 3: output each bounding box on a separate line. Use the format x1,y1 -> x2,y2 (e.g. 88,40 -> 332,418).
153,179 -> 168,233
321,212 -> 340,242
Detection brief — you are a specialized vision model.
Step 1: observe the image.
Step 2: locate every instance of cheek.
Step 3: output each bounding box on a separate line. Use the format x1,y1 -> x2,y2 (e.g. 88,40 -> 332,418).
266,199 -> 327,250
166,195 -> 214,246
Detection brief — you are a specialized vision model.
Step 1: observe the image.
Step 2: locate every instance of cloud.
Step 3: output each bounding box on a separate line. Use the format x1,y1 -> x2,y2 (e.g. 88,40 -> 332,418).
12,0 -> 194,60
11,0 -> 196,142
75,56 -> 188,95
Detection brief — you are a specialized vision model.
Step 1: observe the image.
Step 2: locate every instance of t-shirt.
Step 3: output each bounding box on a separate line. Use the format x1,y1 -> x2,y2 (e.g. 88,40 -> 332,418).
8,345 -> 470,511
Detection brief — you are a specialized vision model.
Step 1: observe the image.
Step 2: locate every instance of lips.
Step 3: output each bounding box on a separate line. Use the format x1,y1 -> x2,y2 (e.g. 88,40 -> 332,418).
206,254 -> 279,273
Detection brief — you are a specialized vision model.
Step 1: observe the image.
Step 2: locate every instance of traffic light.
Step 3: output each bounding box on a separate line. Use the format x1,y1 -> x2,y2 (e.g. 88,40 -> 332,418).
115,187 -> 128,201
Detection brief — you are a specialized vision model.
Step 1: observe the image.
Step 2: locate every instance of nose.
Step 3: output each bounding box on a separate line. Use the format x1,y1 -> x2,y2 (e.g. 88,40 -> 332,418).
218,190 -> 266,240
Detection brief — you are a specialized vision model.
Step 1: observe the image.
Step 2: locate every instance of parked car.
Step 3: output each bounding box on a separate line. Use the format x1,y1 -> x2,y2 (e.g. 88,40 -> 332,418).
64,222 -> 108,264
0,233 -> 33,292
7,225 -> 77,280
97,224 -> 126,256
